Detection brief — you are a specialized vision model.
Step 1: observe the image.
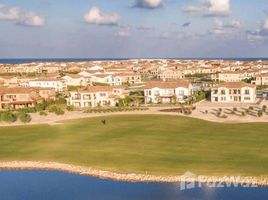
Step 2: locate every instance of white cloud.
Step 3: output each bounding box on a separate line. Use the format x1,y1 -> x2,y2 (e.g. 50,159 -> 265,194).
18,12 -> 45,27
227,20 -> 242,29
184,0 -> 231,17
137,25 -> 155,31
160,31 -> 171,39
246,17 -> 268,42
84,6 -> 120,26
263,17 -> 268,30
0,7 -> 20,20
0,5 -> 45,27
116,30 -> 131,37
134,0 -> 163,9
213,19 -> 242,32
0,3 -> 6,9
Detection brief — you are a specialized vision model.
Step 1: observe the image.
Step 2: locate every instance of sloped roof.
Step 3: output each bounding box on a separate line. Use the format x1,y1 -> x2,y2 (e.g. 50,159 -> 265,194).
144,81 -> 190,89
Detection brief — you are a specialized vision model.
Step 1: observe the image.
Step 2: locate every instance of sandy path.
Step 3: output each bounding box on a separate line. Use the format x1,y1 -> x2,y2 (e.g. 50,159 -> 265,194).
0,101 -> 268,127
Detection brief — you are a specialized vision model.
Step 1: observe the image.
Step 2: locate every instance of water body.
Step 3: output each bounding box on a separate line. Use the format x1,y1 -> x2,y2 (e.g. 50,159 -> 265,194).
0,58 -> 268,64
0,170 -> 267,200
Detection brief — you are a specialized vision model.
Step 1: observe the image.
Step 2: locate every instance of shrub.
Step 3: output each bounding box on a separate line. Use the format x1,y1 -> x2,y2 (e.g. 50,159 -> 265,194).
48,106 -> 65,115
262,105 -> 267,112
35,103 -> 46,112
49,106 -> 58,113
0,112 -> 17,122
18,112 -> 32,123
257,110 -> 263,117
55,108 -> 65,115
66,105 -> 75,111
39,111 -> 48,116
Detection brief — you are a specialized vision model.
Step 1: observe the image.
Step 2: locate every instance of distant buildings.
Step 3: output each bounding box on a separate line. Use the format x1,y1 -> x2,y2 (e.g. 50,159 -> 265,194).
211,82 -> 256,103
1,59 -> 267,109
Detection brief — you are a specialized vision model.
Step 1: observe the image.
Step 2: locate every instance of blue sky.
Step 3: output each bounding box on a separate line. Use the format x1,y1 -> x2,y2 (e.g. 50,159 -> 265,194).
0,0 -> 268,58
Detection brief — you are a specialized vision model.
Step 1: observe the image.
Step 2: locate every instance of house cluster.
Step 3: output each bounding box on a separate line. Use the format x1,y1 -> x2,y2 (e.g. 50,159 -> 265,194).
1,59 -> 267,110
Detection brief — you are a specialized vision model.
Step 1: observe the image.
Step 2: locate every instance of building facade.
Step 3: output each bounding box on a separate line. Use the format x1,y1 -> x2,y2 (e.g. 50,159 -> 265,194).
211,82 -> 256,103
29,78 -> 67,92
144,81 -> 192,104
67,86 -> 128,108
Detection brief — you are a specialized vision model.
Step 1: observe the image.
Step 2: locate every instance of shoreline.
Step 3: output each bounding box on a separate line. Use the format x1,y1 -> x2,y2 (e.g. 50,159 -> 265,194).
0,161 -> 268,186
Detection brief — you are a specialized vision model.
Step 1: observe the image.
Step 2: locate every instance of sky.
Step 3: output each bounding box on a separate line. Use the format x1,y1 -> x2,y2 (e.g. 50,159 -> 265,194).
0,0 -> 268,59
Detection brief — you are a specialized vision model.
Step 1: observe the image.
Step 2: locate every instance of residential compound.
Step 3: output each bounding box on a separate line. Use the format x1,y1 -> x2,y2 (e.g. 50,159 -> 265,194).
67,86 -> 128,108
0,59 -> 267,109
211,82 -> 256,103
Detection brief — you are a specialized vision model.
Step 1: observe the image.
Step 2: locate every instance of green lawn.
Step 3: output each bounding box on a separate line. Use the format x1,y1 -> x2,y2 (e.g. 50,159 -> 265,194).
0,115 -> 268,177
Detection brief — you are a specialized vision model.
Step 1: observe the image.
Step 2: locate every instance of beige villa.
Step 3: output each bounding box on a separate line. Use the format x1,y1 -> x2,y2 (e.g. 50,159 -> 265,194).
67,86 -> 128,108
0,87 -> 56,110
211,82 -> 256,103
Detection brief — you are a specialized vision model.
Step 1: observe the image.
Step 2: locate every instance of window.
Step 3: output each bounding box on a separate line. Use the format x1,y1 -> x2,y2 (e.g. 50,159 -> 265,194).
221,90 -> 225,95
154,91 -> 160,96
245,89 -> 250,95
100,93 -> 106,97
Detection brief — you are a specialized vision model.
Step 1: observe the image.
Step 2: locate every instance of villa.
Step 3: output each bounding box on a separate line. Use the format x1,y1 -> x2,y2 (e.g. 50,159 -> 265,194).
90,74 -> 122,86
0,87 -> 56,110
211,71 -> 244,82
67,86 -> 128,108
143,81 -> 193,104
211,82 -> 256,103
62,74 -> 91,86
254,73 -> 268,86
29,78 -> 67,92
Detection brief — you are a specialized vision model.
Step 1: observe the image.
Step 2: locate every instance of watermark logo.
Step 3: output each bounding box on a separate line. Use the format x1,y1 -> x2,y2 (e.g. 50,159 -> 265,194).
179,171 -> 259,190
180,171 -> 196,190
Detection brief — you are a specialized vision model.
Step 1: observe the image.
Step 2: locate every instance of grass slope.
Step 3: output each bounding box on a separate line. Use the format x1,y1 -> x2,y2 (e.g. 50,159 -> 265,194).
0,115 -> 268,177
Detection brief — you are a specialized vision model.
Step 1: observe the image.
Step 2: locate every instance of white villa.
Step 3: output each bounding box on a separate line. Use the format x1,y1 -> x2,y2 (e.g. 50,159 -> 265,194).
67,86 -> 128,108
90,74 -> 122,86
211,82 -> 256,103
254,73 -> 268,86
144,81 -> 193,104
29,78 -> 67,92
62,74 -> 90,86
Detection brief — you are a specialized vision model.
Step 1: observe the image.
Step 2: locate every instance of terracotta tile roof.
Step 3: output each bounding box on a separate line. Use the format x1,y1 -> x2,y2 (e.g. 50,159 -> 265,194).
144,81 -> 191,89
31,78 -> 63,82
212,82 -> 256,89
63,74 -> 83,79
0,87 -> 35,95
77,86 -> 125,93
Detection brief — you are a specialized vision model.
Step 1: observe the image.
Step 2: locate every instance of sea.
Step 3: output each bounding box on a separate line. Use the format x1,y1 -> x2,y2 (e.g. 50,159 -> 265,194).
0,58 -> 268,64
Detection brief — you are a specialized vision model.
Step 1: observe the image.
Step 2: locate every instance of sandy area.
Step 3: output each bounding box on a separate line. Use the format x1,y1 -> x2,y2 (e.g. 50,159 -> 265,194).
0,101 -> 268,127
0,161 -> 267,186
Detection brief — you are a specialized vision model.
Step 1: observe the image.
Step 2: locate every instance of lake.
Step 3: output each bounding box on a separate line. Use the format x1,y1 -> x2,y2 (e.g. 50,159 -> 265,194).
0,170 -> 267,200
